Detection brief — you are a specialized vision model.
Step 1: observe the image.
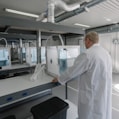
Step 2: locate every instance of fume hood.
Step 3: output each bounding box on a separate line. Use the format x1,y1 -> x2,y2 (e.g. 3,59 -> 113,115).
46,45 -> 80,76
26,47 -> 37,66
0,47 -> 11,69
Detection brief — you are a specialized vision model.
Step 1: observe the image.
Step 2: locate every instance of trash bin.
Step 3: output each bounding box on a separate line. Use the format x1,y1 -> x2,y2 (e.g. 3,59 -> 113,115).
31,97 -> 69,119
2,115 -> 16,119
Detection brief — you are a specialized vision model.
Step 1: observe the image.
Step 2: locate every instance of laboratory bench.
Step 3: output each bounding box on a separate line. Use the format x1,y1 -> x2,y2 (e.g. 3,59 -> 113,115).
0,95 -> 78,119
0,73 -> 119,119
0,64 -> 36,79
0,72 -> 59,112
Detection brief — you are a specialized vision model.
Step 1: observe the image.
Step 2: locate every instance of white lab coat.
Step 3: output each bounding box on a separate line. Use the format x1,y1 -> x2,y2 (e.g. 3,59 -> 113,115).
58,44 -> 112,119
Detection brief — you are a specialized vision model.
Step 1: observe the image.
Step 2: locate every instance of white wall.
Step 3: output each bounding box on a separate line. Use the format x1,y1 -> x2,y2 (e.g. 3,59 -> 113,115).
99,32 -> 119,73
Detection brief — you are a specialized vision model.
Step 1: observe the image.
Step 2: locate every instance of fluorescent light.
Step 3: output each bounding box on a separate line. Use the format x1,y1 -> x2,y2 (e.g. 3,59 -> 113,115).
106,18 -> 111,22
104,17 -> 111,22
5,8 -> 39,18
74,23 -> 90,28
113,21 -> 118,24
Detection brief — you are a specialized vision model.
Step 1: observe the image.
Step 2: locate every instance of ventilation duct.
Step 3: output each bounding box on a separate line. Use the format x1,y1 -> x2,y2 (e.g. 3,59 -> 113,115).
78,0 -> 92,4
37,0 -> 80,22
52,0 -> 80,12
55,0 -> 106,22
48,0 -> 80,23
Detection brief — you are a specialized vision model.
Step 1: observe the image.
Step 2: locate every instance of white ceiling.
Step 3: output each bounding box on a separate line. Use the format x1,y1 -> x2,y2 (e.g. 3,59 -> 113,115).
0,0 -> 119,30
60,0 -> 119,29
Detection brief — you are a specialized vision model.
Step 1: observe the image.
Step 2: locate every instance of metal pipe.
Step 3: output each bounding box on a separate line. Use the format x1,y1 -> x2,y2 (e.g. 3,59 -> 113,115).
54,0 -> 80,12
48,0 -> 80,23
55,0 -> 106,22
45,34 -> 64,47
19,39 -> 23,64
48,1 -> 55,23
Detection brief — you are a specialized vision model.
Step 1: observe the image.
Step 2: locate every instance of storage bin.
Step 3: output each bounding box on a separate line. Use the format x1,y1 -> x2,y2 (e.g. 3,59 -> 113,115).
2,115 -> 16,119
31,97 -> 69,119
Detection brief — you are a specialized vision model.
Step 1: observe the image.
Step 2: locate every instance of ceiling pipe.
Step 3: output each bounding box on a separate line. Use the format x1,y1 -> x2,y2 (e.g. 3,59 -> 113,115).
53,0 -> 80,12
45,34 -> 64,47
55,0 -> 106,22
36,0 -> 80,22
48,0 -> 55,23
48,0 -> 80,23
36,12 -> 47,21
86,23 -> 119,34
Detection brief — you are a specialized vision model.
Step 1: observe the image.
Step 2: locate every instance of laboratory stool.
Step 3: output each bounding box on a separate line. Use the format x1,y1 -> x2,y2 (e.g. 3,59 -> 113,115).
31,97 -> 69,119
2,115 -> 16,119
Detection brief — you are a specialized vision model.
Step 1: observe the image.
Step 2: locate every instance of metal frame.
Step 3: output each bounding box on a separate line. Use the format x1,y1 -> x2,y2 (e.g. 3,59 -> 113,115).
0,16 -> 84,34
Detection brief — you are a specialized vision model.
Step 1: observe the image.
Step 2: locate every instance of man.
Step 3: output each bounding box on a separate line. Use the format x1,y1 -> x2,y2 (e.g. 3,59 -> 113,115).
53,31 -> 112,119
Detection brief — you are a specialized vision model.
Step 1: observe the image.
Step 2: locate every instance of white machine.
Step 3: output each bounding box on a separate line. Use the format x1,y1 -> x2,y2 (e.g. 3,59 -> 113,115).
26,47 -> 37,66
17,47 -> 26,62
41,46 -> 46,64
22,47 -> 26,62
46,45 -> 80,76
0,47 -> 11,69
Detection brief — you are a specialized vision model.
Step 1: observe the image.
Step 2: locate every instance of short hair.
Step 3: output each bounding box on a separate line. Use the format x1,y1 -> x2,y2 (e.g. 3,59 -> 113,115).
85,31 -> 99,43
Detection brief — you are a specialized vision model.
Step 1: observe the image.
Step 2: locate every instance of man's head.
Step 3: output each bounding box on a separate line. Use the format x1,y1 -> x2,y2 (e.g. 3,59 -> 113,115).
84,31 -> 99,49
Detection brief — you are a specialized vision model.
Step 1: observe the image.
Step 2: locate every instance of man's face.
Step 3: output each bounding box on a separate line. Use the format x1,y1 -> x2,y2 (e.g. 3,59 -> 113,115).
84,38 -> 90,49
84,37 -> 93,49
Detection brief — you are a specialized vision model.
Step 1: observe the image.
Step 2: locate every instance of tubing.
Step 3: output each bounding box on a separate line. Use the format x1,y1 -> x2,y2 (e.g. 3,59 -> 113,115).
0,38 -> 8,47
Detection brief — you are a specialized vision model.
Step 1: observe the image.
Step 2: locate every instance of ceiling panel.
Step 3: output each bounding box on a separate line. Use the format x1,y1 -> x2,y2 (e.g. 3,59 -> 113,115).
0,0 -> 47,14
0,0 -> 119,30
59,0 -> 119,29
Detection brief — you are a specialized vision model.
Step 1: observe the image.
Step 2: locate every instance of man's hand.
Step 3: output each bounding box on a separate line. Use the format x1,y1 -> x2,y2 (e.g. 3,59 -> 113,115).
52,77 -> 58,83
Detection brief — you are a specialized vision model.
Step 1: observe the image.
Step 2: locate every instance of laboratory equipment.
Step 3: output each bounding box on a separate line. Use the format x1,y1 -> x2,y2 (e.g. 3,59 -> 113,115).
46,45 -> 80,76
41,46 -> 46,64
26,47 -> 37,66
17,47 -> 26,64
30,63 -> 45,81
0,47 -> 11,69
22,47 -> 26,62
11,47 -> 19,63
